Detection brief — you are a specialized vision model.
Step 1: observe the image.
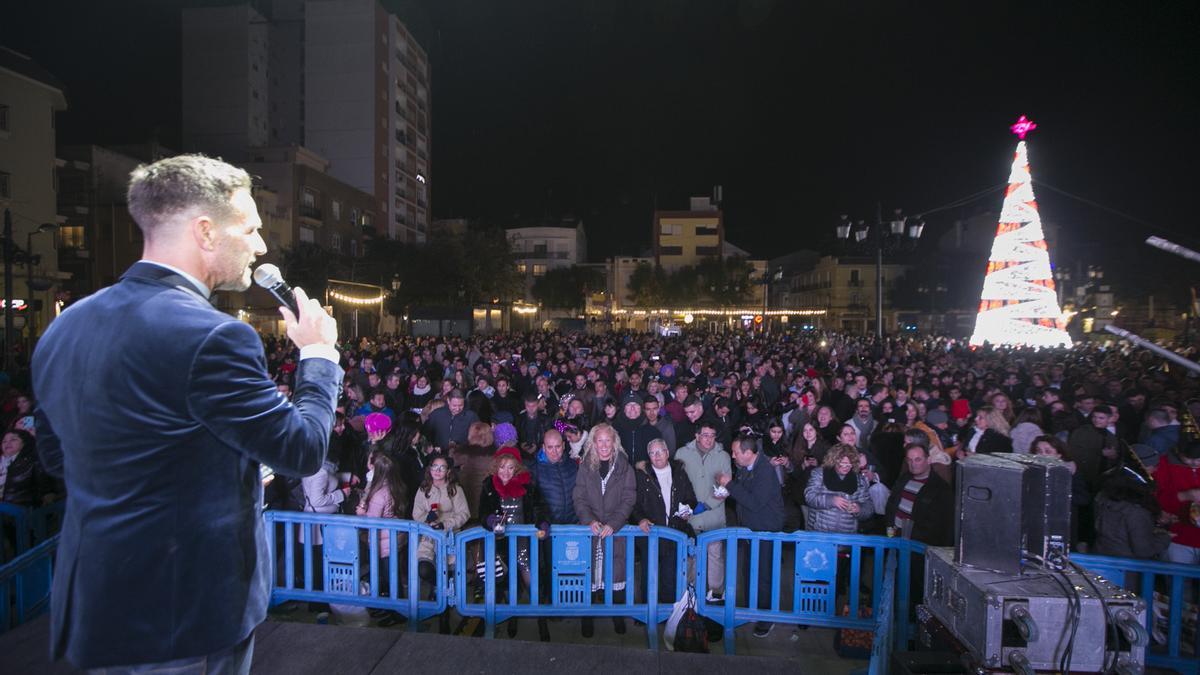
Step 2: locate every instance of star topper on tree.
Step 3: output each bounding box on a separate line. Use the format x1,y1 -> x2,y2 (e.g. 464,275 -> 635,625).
1010,115 -> 1038,139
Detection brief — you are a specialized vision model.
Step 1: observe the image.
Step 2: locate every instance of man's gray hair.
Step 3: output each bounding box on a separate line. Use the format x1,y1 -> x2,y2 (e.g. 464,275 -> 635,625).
127,154 -> 252,237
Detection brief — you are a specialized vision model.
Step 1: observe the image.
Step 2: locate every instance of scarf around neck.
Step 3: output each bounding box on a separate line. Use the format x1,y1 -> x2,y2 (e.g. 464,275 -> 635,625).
492,470 -> 531,499
823,466 -> 859,495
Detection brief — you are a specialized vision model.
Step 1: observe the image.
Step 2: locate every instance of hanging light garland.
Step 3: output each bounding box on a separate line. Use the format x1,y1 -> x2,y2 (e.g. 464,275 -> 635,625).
328,288 -> 386,306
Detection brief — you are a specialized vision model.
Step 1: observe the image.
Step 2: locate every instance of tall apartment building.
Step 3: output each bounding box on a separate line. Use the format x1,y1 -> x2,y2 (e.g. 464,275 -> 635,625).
653,196 -> 723,272
0,47 -> 68,341
182,0 -> 431,244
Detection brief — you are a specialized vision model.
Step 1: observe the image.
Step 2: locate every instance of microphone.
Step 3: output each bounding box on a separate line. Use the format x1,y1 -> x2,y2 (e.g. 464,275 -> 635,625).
252,264 -> 300,318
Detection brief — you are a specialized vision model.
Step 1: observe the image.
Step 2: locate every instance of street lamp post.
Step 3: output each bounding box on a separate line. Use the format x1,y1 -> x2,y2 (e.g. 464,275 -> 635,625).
835,207 -> 925,339
27,223 -> 58,356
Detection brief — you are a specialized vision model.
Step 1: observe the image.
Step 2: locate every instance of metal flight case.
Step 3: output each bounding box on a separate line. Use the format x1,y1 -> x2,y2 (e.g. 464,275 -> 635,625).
924,547 -> 1148,674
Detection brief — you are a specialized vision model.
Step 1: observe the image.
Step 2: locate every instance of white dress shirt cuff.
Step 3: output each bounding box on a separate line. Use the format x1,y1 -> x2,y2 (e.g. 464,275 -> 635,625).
300,344 -> 341,365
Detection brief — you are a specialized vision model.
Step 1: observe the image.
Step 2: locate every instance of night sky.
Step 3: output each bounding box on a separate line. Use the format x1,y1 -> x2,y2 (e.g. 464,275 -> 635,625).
5,1 -> 1199,266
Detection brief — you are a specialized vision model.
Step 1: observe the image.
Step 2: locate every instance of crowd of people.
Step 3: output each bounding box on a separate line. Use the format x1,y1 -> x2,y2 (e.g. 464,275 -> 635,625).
10,327 -> 1200,637
255,329 -> 1200,639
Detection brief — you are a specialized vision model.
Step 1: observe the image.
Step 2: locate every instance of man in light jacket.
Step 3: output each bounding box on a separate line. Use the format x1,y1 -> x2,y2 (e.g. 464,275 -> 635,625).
675,420 -> 732,600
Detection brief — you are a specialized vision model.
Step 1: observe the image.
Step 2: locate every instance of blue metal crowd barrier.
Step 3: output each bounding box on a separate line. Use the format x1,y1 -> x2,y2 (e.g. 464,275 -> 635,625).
694,528 -> 914,654
263,510 -> 449,626
1074,552 -> 1200,675
0,533 -> 58,634
868,550 -> 897,675
9,511 -> 1198,674
0,501 -> 65,564
453,524 -> 690,649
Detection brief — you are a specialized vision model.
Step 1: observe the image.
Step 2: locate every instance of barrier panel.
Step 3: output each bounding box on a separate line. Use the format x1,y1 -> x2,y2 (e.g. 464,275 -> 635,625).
1074,552 -> 1200,675
0,533 -> 57,634
0,503 -> 30,563
694,528 -> 913,654
0,501 -> 65,565
868,550 -> 897,675
263,511 -> 449,627
452,524 -> 690,649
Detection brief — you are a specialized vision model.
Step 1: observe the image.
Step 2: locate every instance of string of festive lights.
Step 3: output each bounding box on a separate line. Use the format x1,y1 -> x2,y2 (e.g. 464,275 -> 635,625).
610,308 -> 826,316
327,289 -> 386,306
969,117 -> 1071,348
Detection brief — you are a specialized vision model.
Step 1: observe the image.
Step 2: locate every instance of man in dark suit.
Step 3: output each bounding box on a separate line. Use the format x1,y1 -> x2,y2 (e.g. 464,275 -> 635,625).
33,155 -> 342,673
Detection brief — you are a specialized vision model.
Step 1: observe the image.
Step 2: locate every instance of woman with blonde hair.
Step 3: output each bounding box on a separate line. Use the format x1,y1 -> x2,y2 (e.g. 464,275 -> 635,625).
956,405 -> 1014,457
988,391 -> 1017,426
572,422 -> 636,637
804,443 -> 875,534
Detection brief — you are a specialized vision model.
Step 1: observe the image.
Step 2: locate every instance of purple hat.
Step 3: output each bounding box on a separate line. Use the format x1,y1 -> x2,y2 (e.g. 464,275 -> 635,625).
494,422 -> 518,446
364,412 -> 392,435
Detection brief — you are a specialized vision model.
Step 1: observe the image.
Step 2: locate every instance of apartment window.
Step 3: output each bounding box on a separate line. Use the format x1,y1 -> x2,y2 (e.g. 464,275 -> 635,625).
299,227 -> 314,243
517,263 -> 527,274
0,172 -> 9,199
331,200 -> 342,220
350,239 -> 358,257
0,104 -> 9,131
695,225 -> 718,236
696,245 -> 719,256
58,225 -> 85,248
532,264 -> 547,277
850,269 -> 861,284
331,233 -> 341,252
659,245 -> 683,256
362,212 -> 373,229
350,208 -> 359,226
302,189 -> 317,208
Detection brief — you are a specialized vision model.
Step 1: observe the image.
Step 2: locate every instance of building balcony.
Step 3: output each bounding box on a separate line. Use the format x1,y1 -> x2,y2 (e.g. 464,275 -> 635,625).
299,205 -> 322,221
517,251 -> 569,261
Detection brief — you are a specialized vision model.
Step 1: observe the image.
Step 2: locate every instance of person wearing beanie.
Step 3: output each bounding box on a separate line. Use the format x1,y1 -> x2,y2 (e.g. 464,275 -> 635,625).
613,391 -> 662,470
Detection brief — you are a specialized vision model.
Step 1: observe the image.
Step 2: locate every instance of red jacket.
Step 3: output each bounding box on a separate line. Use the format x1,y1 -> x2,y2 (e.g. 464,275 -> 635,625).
1156,461 -> 1200,549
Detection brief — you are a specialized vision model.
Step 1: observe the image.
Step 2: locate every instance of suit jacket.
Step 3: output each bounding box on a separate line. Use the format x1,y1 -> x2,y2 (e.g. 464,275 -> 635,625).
32,262 -> 341,668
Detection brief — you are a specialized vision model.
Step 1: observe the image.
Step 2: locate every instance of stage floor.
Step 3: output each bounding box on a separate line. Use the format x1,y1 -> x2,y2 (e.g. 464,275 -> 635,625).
0,611 -> 864,674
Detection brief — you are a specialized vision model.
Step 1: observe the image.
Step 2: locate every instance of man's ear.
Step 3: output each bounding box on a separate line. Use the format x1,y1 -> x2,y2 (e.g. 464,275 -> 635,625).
192,216 -> 217,251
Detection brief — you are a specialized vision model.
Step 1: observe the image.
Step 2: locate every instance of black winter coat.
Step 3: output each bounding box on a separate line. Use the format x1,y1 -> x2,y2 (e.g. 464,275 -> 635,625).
1,448 -> 53,506
478,475 -> 549,529
631,460 -> 698,536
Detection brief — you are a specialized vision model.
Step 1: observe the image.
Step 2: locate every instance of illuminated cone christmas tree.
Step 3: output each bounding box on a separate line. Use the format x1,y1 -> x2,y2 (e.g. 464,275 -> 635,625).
969,116 -> 1072,348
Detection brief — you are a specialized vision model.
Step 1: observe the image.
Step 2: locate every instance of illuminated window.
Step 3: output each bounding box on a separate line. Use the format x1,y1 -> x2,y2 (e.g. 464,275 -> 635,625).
58,225 -> 85,248
517,263 -> 527,274
533,264 -> 546,277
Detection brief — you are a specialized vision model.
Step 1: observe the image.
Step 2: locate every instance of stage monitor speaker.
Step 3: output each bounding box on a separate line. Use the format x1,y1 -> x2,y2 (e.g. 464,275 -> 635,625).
955,454 -> 1025,575
994,452 -> 1072,565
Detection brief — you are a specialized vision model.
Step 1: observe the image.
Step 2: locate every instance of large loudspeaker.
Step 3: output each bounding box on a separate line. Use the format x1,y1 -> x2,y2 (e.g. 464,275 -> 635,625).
955,453 -> 1072,574
997,452 -> 1072,564
955,454 -> 1025,575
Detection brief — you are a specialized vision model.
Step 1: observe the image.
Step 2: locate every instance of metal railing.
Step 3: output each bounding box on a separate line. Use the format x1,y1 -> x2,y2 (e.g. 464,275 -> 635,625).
453,524 -> 689,649
1073,552 -> 1200,674
264,511 -> 449,626
0,534 -> 57,634
695,529 -> 913,653
1,502 -> 65,564
9,511 -> 1199,674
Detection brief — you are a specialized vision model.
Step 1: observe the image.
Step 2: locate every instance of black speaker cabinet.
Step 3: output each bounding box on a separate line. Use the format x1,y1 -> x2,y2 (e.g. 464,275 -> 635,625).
955,454 -> 1025,575
993,452 -> 1072,564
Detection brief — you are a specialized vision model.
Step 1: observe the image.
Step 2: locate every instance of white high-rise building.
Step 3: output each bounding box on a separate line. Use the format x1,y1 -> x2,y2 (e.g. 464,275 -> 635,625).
182,0 -> 431,243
